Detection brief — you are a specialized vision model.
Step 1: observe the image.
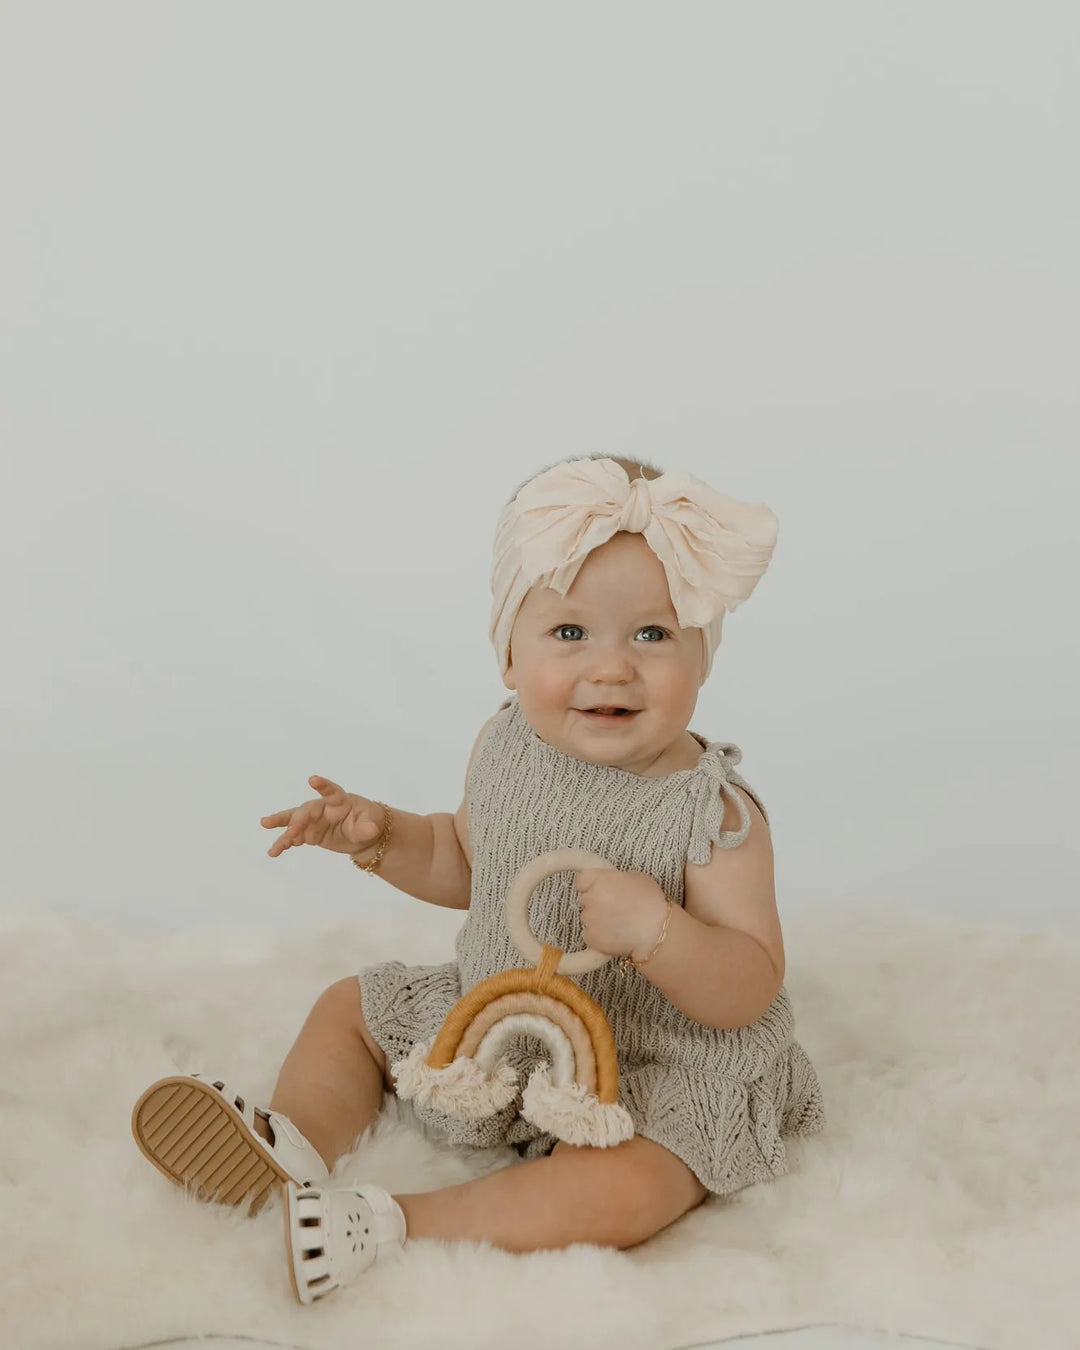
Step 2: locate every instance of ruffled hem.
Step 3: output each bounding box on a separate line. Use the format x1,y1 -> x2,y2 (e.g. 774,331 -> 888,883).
357,959 -> 826,1196
617,1048 -> 827,1195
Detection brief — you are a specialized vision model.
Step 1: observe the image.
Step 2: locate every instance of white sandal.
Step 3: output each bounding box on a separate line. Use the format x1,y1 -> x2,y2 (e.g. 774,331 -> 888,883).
285,1180 -> 407,1305
131,1071 -> 330,1214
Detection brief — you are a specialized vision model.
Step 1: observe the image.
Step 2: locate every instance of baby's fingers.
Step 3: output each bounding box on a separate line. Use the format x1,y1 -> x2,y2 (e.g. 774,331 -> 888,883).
266,804 -> 320,857
309,774 -> 347,802
266,824 -> 299,857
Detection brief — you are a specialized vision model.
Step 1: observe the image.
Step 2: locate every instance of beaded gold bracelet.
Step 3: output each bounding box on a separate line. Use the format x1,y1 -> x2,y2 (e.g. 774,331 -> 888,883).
619,897 -> 674,976
350,802 -> 394,875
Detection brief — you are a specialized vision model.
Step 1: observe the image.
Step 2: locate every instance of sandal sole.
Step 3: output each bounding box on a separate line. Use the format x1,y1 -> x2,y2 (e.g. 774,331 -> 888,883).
284,1182 -> 312,1305
131,1075 -> 289,1215
284,1185 -> 301,1303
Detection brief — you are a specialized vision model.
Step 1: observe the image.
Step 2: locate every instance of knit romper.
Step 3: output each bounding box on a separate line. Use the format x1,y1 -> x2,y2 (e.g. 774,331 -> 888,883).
357,696 -> 826,1197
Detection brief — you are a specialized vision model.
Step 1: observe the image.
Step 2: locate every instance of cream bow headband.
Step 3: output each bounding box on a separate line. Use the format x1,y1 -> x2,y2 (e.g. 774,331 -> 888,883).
489,457 -> 779,684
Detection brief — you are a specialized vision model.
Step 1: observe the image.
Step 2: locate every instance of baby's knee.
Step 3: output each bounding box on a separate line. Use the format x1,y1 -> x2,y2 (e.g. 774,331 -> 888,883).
549,1135 -> 707,1247
313,976 -> 393,1090
310,975 -> 363,1024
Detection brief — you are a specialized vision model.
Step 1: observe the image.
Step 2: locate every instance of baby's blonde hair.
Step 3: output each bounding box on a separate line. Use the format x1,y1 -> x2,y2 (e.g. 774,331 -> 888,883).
505,452 -> 664,508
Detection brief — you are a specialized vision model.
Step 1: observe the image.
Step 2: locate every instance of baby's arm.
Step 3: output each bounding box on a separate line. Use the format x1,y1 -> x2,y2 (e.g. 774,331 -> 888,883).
367,712 -> 496,911
347,804 -> 462,909
427,711 -> 499,907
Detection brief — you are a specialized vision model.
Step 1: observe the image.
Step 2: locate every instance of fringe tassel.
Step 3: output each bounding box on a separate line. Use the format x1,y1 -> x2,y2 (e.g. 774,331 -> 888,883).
521,1063 -> 635,1147
391,1041 -> 520,1120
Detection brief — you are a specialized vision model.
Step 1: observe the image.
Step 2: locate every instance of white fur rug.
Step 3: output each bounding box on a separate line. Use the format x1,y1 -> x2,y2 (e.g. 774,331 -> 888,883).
1,900 -> 1076,1350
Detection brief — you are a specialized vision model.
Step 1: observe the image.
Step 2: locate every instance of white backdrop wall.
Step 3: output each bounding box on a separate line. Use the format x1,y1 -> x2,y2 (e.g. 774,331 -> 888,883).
1,2 -> 1076,941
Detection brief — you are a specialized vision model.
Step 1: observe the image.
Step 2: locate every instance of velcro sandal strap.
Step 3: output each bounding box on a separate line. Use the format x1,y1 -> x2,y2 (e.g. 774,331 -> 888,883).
353,1183 -> 407,1253
264,1110 -> 330,1184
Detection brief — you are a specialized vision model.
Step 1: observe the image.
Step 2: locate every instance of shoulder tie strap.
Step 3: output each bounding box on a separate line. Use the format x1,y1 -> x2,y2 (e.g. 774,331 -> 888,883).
687,743 -> 752,864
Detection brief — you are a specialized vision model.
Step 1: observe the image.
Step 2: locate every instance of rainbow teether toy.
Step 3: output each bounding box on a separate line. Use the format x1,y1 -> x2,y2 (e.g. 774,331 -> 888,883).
392,849 -> 635,1147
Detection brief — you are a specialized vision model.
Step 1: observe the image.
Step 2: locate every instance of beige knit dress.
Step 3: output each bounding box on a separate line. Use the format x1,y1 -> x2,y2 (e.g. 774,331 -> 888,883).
357,696 -> 826,1196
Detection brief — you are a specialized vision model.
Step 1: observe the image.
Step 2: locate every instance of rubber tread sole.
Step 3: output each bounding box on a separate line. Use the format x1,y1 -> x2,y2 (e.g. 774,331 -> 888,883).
131,1075 -> 288,1215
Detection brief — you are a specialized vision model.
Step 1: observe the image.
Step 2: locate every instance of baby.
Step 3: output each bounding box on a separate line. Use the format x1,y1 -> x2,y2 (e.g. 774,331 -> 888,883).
131,453 -> 826,1304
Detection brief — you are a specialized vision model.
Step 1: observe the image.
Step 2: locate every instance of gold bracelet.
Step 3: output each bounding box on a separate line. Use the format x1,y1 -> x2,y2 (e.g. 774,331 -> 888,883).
350,802 -> 394,875
619,897 -> 674,976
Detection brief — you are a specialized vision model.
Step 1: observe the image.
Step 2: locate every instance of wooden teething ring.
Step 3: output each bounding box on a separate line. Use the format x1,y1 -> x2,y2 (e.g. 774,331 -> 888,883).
423,850 -> 623,1104
503,849 -> 616,975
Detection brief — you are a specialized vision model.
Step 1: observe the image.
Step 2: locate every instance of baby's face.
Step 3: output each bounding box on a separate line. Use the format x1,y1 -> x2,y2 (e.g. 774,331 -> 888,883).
503,532 -> 704,776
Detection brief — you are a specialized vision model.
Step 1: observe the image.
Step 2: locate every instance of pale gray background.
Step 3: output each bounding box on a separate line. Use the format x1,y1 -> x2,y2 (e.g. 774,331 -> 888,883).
1,1 -> 1076,943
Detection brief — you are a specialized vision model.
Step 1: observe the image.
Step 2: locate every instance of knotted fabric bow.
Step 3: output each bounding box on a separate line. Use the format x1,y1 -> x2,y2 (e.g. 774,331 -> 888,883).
489,457 -> 779,683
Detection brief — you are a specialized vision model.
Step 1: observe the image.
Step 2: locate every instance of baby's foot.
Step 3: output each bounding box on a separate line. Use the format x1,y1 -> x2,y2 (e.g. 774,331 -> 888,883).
251,1110 -> 274,1143
284,1181 -> 407,1305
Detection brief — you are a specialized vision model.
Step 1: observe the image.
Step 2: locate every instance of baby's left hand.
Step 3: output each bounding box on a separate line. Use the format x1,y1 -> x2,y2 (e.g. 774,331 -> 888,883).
574,868 -> 670,962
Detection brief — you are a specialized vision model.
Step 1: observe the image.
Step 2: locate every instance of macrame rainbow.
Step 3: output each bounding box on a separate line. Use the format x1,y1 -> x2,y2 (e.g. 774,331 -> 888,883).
392,849 -> 636,1148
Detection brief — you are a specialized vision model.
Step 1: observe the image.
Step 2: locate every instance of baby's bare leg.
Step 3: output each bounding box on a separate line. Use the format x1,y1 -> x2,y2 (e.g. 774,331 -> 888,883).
255,976 -> 394,1169
396,1134 -> 708,1252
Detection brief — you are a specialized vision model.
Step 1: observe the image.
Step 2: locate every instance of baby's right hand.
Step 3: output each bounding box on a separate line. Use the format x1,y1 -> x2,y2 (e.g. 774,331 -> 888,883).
261,776 -> 385,859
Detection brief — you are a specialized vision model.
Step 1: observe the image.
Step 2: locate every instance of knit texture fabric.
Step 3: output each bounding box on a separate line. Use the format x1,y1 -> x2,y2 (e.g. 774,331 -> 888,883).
358,697 -> 826,1195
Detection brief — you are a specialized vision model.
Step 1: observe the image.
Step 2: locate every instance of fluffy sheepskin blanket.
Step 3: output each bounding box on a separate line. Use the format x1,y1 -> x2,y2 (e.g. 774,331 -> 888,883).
0,901 -> 1076,1350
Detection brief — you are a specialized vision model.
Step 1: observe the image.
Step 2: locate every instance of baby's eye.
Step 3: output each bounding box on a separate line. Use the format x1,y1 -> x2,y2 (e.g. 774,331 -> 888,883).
550,624 -> 670,642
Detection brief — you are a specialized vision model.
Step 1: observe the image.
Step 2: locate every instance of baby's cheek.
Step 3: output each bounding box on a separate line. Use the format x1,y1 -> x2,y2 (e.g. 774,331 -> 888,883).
532,671 -> 573,706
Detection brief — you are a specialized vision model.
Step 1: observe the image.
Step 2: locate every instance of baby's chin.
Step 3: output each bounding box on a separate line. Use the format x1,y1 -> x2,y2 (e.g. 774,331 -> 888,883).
551,716 -> 698,774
